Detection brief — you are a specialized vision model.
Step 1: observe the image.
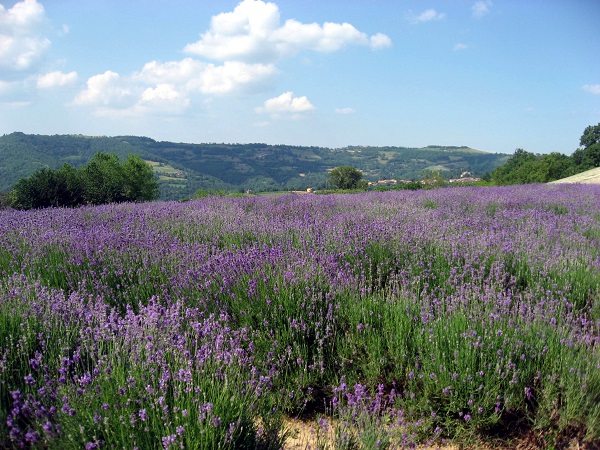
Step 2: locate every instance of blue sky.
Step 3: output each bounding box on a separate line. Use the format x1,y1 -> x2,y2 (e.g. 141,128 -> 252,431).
0,0 -> 599,155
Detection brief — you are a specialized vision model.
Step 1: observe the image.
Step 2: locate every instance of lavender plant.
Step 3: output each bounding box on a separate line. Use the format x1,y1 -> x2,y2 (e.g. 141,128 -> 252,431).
1,184 -> 599,448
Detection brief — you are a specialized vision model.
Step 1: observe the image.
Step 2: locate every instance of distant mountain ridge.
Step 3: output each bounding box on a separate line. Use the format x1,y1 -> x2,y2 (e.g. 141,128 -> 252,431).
0,132 -> 509,200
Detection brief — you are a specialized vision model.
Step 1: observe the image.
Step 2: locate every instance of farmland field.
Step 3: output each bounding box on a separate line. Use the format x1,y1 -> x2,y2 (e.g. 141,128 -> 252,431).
1,184 -> 599,449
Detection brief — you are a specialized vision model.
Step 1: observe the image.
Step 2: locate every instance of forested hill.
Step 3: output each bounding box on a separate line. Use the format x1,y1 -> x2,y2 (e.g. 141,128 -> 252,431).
0,132 -> 509,200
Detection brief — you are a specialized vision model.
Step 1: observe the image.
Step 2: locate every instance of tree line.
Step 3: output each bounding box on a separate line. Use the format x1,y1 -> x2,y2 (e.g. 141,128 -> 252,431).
490,123 -> 600,185
7,152 -> 159,210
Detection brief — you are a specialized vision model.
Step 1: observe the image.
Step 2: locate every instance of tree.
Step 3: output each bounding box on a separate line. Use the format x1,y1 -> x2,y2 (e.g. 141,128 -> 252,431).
56,163 -> 85,207
572,143 -> 600,170
537,152 -> 574,181
80,152 -> 126,205
573,123 -> 600,170
11,167 -> 62,209
122,154 -> 159,201
491,149 -> 538,185
580,123 -> 600,149
10,152 -> 159,209
328,166 -> 364,189
0,191 -> 12,209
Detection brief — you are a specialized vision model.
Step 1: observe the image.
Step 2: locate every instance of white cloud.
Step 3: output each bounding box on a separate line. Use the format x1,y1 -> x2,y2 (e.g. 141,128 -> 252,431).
71,1 -> 389,118
138,58 -> 278,95
73,58 -> 278,117
0,0 -> 51,72
411,9 -> 446,24
138,83 -> 190,115
183,0 -> 391,62
370,33 -> 392,50
453,43 -> 468,51
189,61 -> 278,94
36,70 -> 77,88
73,71 -> 133,106
140,83 -> 183,103
73,69 -> 186,118
83,83 -> 191,119
582,84 -> 600,95
472,1 -> 492,19
335,107 -> 355,114
256,91 -> 315,118
135,58 -> 206,85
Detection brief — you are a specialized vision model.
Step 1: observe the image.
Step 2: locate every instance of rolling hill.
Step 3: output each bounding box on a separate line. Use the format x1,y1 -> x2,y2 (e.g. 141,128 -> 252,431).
0,132 -> 509,200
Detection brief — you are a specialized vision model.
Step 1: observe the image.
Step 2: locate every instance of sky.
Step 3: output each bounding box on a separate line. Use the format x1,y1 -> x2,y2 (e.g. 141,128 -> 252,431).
0,0 -> 599,155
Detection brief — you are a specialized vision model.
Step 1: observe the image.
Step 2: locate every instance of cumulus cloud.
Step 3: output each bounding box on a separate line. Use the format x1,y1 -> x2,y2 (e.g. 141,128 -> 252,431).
189,61 -> 278,94
134,56 -> 277,96
72,0 -> 389,118
582,84 -> 600,95
335,107 -> 355,114
370,33 -> 392,50
183,0 -> 391,62
472,1 -> 492,19
74,58 -> 277,117
138,83 -> 190,115
75,75 -> 190,118
36,70 -> 78,88
0,0 -> 51,72
411,9 -> 446,24
453,43 -> 468,51
134,58 -> 206,85
256,91 -> 315,118
140,83 -> 184,103
73,71 -> 133,107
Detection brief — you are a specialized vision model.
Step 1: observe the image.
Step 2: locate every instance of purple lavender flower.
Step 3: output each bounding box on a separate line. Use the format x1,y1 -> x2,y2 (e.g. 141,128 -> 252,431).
23,374 -> 35,386
139,409 -> 148,421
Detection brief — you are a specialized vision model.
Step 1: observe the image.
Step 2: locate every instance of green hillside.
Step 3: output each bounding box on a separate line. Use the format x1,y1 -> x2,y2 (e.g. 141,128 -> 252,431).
0,132 -> 509,200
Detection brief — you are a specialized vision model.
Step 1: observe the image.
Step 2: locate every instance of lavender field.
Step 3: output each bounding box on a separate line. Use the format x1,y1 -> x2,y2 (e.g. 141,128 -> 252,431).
1,184 -> 599,449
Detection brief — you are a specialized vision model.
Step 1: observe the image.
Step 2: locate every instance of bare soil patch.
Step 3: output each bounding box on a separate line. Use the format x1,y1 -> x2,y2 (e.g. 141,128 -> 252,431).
280,417 -> 597,450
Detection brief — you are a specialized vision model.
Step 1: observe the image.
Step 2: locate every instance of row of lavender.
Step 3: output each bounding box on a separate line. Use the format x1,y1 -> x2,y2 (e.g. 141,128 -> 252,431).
1,184 -> 599,448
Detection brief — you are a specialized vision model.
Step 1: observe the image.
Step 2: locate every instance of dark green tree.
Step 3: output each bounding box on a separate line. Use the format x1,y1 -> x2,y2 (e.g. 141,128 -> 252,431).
491,149 -> 538,185
328,166 -> 364,189
122,154 -> 159,201
491,147 -> 577,185
573,143 -> 600,170
11,168 -> 63,209
80,152 -> 127,205
537,152 -> 574,181
572,124 -> 600,170
10,153 -> 159,209
0,191 -> 12,209
56,163 -> 85,207
579,123 -> 600,149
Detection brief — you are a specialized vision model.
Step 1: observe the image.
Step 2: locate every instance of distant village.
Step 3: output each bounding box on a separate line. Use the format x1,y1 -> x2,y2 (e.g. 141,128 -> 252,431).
370,171 -> 481,186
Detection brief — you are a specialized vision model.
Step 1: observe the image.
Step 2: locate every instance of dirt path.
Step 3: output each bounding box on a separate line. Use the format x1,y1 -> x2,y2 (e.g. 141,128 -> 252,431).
280,418 -> 592,449
281,417 -> 463,450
